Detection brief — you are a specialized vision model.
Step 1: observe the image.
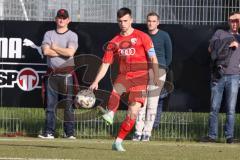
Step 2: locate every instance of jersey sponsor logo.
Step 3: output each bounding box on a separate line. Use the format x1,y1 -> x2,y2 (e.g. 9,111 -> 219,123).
0,38 -> 43,59
119,48 -> 136,56
103,40 -> 132,52
0,68 -> 43,91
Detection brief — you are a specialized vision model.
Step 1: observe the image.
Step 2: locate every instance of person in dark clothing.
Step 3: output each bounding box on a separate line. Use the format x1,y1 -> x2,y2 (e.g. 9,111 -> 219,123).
201,12 -> 240,144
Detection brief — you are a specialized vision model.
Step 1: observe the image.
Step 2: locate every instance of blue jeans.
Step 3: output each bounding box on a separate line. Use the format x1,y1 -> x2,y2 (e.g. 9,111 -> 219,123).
153,98 -> 163,128
153,88 -> 169,128
208,74 -> 240,139
44,74 -> 75,136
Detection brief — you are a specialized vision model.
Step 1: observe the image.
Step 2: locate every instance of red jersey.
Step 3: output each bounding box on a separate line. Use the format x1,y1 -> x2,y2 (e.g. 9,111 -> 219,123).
102,29 -> 153,78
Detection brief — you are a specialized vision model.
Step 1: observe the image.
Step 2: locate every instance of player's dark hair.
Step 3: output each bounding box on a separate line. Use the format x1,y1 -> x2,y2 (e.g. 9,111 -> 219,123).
147,12 -> 160,20
117,7 -> 132,18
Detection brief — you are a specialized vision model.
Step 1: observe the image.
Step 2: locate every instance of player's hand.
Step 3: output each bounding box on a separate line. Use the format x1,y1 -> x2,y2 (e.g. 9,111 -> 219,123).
153,77 -> 161,86
89,81 -> 98,90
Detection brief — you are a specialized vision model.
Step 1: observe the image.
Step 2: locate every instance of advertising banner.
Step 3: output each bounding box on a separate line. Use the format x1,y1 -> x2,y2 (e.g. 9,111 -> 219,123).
0,21 -> 221,112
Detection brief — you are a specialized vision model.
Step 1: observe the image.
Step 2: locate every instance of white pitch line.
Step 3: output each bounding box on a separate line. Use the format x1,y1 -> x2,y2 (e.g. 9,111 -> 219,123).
0,138 -> 78,143
0,62 -> 47,66
0,158 -> 73,160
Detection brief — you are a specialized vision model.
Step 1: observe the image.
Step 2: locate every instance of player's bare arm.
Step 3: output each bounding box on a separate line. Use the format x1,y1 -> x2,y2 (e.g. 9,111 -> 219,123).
149,55 -> 160,86
42,45 -> 59,57
147,47 -> 160,86
89,63 -> 110,90
51,43 -> 76,57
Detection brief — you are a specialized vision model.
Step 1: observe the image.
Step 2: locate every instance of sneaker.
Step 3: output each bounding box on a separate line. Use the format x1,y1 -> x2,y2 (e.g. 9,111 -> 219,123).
132,133 -> 141,141
226,137 -> 234,144
141,135 -> 150,142
63,134 -> 76,140
112,141 -> 126,152
199,136 -> 216,143
38,133 -> 54,139
102,113 -> 113,125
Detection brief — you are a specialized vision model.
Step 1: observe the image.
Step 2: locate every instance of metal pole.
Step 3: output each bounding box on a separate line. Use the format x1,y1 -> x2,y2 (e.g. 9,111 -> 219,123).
19,0 -> 29,21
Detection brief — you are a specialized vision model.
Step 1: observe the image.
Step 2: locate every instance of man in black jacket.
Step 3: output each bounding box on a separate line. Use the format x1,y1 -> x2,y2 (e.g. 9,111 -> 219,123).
202,12 -> 240,144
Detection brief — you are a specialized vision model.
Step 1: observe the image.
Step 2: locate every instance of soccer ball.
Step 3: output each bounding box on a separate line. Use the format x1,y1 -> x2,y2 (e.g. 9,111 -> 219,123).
74,89 -> 96,109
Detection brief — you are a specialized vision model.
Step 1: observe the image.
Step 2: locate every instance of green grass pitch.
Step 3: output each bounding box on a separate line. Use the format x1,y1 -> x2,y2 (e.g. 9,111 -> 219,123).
0,137 -> 240,160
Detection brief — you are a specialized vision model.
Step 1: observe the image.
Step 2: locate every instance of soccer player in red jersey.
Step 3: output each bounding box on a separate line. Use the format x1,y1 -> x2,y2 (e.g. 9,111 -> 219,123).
89,7 -> 160,151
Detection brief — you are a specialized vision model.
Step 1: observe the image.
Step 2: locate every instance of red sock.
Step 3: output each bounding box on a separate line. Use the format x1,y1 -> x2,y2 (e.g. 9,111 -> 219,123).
117,115 -> 136,140
107,91 -> 120,113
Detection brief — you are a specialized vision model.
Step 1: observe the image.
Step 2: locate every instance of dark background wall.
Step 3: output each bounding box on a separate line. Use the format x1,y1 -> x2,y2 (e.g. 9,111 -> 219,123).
0,21 -> 233,112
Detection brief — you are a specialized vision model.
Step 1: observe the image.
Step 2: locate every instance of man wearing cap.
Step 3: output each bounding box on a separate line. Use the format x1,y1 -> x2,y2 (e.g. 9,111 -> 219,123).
201,12 -> 240,144
38,9 -> 78,139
